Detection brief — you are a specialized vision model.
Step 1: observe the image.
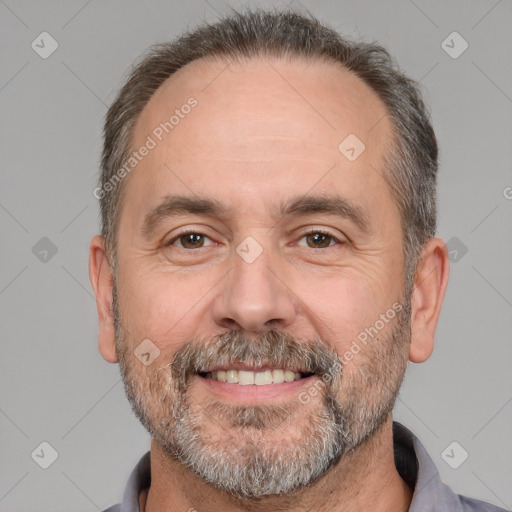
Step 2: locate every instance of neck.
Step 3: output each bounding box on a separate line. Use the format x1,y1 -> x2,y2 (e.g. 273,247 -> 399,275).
143,416 -> 412,512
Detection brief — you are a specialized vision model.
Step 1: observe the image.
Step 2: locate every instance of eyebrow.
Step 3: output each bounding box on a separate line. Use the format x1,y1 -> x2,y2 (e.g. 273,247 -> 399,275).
142,196 -> 230,238
276,194 -> 371,234
141,193 -> 371,238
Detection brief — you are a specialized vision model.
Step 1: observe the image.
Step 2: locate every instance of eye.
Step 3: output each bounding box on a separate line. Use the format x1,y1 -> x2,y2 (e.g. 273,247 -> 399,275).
165,229 -> 343,251
167,230 -> 214,249
297,230 -> 342,249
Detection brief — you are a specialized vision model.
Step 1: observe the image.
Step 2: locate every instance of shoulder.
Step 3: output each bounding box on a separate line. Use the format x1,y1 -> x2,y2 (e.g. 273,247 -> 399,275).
457,495 -> 509,512
392,422 -> 508,512
101,506 -> 121,512
100,451 -> 151,512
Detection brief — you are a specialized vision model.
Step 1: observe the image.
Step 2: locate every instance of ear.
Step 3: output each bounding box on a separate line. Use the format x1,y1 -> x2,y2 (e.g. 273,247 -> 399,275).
89,235 -> 118,363
409,237 -> 450,363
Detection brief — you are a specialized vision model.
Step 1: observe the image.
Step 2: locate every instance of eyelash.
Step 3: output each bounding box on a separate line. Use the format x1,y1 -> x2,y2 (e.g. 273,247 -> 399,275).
165,228 -> 343,249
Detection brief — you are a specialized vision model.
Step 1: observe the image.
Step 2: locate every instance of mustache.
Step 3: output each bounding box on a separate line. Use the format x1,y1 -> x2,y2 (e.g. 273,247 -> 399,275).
170,330 -> 342,390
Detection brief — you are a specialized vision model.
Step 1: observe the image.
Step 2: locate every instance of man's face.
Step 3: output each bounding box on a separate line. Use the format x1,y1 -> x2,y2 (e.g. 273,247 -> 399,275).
112,56 -> 411,497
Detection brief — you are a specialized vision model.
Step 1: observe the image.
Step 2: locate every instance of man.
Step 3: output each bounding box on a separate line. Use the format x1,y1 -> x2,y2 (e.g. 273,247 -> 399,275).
89,8 -> 505,512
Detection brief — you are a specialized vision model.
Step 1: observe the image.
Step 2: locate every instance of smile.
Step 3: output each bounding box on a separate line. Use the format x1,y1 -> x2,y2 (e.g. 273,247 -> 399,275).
199,368 -> 314,385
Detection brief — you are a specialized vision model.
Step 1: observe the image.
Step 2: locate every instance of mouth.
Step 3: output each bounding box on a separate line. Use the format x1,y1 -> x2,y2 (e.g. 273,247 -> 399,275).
194,364 -> 318,404
198,367 -> 315,385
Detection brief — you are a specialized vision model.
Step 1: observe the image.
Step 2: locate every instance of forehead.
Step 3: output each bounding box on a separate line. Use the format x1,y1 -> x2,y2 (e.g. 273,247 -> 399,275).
125,55 -> 395,226
136,54 -> 391,152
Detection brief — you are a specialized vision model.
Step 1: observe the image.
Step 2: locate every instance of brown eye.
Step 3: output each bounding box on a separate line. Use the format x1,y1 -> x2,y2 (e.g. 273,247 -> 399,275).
299,231 -> 338,249
168,231 -> 213,249
306,232 -> 332,248
180,233 -> 204,248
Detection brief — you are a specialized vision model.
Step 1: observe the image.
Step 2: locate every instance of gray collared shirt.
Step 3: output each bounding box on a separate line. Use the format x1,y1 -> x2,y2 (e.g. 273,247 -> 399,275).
103,422 -> 507,512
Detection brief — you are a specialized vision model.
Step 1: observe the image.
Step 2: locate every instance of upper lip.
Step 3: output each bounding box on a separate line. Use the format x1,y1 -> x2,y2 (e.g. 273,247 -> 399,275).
200,364 -> 304,373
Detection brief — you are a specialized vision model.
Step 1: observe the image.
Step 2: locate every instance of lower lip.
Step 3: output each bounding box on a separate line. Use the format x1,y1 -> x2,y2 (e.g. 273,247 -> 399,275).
195,374 -> 318,403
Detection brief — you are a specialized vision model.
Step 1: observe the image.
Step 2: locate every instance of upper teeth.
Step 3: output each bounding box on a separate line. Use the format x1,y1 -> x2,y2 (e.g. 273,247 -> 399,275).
206,369 -> 302,385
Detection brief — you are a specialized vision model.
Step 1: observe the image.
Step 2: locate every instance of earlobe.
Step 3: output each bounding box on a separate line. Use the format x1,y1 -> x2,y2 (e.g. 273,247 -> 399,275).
89,235 -> 118,364
409,238 -> 450,363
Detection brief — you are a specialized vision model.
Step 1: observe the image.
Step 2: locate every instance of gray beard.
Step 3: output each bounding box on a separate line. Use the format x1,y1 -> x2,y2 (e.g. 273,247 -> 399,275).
112,282 -> 411,499
156,382 -> 349,498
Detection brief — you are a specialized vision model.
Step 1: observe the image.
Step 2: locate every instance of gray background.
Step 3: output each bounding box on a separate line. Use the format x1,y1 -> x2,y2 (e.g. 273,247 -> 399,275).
1,0 -> 511,510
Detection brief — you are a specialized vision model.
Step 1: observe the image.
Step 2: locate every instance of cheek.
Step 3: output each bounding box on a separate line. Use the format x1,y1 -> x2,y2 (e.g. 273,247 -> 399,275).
118,269 -> 205,352
304,270 -> 400,352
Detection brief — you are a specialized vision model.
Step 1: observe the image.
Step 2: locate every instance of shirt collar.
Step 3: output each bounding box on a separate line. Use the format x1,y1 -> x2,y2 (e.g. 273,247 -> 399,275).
393,422 -> 465,512
117,421 -> 465,512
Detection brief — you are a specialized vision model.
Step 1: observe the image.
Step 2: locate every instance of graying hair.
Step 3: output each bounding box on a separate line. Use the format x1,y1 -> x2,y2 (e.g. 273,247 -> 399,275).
99,8 -> 438,288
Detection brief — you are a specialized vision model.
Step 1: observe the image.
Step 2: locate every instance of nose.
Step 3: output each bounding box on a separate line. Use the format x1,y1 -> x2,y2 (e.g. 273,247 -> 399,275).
212,242 -> 297,334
